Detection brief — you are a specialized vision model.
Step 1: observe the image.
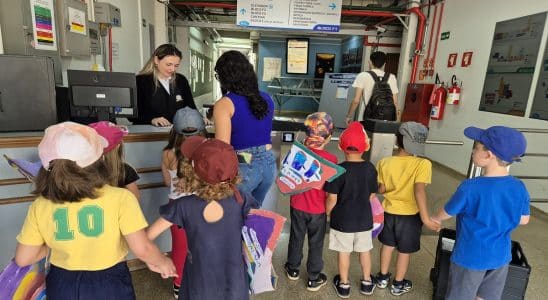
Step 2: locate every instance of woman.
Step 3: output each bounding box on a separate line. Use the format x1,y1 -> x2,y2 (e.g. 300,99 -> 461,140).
213,50 -> 275,207
132,44 -> 197,126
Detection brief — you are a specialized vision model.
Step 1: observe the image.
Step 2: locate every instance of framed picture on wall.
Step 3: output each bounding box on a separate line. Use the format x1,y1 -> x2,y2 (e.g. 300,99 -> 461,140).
286,38 -> 309,74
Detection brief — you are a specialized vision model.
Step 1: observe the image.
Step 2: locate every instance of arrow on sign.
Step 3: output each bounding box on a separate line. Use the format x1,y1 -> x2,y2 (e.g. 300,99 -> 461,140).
240,8 -> 246,15
329,3 -> 336,9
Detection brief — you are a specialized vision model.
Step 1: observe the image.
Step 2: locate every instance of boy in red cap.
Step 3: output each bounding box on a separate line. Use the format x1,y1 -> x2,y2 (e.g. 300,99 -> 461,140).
432,126 -> 530,300
147,137 -> 257,300
323,121 -> 378,298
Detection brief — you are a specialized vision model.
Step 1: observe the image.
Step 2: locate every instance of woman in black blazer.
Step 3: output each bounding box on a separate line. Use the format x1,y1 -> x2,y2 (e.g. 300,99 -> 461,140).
131,44 -> 197,126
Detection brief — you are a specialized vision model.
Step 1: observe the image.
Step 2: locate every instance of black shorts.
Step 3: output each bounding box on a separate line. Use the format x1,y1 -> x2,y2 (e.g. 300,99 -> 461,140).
378,212 -> 422,253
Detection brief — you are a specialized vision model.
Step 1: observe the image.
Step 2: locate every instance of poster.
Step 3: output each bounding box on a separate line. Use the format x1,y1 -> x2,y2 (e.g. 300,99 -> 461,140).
530,42 -> 548,120
262,57 -> 281,82
68,7 -> 86,35
479,12 -> 547,116
237,0 -> 342,32
287,39 -> 308,74
30,0 -> 57,51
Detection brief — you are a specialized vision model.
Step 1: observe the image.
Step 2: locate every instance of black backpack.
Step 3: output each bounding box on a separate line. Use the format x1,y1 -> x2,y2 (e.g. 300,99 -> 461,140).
363,71 -> 396,121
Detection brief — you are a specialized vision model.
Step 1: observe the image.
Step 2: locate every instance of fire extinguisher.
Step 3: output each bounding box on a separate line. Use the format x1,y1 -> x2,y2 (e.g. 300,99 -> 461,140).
430,74 -> 447,120
446,75 -> 461,105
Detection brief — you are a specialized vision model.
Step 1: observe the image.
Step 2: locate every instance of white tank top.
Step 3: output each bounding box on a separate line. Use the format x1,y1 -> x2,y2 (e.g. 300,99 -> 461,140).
168,169 -> 192,199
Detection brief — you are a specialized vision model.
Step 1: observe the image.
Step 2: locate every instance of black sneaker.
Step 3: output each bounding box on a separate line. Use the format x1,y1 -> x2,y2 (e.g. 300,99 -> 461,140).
390,279 -> 413,296
284,264 -> 300,281
332,274 -> 351,298
375,272 -> 391,289
173,284 -> 180,299
307,273 -> 328,291
360,278 -> 376,295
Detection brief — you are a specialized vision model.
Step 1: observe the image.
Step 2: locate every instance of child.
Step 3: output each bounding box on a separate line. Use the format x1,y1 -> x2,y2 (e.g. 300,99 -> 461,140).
374,121 -> 440,296
323,121 -> 378,298
14,122 -> 176,299
284,112 -> 337,291
89,121 -> 141,200
161,107 -> 206,298
148,136 -> 257,300
431,126 -> 529,300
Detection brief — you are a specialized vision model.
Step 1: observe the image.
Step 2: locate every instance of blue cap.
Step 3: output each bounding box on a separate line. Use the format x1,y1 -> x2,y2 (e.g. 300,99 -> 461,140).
464,126 -> 526,163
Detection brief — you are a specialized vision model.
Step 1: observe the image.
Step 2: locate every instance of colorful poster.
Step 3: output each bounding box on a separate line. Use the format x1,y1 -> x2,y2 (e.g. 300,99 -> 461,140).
68,7 -> 86,35
276,140 -> 345,195
30,0 -> 57,51
479,12 -> 547,116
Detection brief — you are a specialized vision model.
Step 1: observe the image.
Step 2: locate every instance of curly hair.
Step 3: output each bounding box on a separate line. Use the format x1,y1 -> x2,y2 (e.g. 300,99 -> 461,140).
175,158 -> 241,202
214,50 -> 269,119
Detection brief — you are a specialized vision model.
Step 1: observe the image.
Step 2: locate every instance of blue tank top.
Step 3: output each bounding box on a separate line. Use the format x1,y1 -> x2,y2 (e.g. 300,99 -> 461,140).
227,91 -> 274,150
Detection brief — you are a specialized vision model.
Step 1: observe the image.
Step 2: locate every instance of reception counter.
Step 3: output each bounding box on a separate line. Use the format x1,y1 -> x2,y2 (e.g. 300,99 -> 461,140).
0,124 -> 286,268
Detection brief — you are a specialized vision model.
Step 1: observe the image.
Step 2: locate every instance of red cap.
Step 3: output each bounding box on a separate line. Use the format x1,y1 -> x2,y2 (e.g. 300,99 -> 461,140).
339,121 -> 370,153
181,137 -> 238,184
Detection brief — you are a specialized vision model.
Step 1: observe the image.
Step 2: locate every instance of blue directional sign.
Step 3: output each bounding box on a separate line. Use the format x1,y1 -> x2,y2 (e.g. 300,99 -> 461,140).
236,0 -> 342,32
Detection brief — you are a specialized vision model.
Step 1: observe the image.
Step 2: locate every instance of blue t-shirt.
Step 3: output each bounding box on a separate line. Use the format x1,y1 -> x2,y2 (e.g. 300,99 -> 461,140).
444,176 -> 530,270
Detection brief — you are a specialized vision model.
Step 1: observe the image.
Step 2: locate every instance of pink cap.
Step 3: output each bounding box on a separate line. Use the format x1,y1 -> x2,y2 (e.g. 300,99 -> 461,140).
88,121 -> 128,153
38,122 -> 108,169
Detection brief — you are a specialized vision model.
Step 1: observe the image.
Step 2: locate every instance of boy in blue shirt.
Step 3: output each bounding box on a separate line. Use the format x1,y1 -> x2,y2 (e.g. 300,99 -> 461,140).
432,126 -> 530,300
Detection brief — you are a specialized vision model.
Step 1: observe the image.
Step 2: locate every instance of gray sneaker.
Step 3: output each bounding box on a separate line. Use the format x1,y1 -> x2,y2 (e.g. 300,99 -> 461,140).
375,272 -> 391,289
390,279 -> 413,296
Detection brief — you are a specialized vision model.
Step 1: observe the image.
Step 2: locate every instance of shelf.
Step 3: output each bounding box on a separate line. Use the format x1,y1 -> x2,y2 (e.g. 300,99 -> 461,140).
268,77 -> 323,111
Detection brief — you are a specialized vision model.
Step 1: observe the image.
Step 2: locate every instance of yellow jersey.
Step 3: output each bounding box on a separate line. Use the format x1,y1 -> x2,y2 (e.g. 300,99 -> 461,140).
17,185 -> 148,270
376,155 -> 432,215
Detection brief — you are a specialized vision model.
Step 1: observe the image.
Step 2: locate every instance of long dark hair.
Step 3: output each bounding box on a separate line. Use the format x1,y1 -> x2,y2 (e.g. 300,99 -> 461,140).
215,50 -> 269,119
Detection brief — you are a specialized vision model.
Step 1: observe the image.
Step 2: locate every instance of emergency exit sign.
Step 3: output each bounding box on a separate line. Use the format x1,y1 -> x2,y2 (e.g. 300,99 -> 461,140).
441,31 -> 450,40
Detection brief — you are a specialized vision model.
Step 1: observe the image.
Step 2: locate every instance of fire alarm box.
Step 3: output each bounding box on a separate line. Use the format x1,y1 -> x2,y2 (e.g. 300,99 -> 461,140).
401,83 -> 434,127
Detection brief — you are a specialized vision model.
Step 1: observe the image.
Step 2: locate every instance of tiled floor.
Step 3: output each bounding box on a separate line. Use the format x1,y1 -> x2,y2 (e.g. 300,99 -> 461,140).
132,142 -> 547,299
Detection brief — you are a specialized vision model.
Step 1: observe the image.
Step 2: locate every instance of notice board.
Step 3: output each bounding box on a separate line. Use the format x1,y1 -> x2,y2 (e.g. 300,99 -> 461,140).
478,12 -> 547,117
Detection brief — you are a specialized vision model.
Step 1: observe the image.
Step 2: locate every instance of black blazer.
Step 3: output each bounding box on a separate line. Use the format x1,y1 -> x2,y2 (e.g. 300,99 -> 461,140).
131,73 -> 196,124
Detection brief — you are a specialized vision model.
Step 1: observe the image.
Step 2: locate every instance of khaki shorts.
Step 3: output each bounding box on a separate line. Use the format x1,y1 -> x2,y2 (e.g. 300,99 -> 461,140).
329,229 -> 373,253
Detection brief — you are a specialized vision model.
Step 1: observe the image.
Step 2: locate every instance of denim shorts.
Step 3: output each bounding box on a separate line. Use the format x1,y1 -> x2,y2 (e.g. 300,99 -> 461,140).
236,145 -> 276,207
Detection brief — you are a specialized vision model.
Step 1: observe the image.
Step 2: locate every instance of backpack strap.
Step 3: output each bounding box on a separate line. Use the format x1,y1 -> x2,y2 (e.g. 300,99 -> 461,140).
367,70 -> 390,83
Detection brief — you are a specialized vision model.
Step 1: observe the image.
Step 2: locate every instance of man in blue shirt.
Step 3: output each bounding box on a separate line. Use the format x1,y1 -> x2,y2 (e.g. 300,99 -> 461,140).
431,125 -> 530,300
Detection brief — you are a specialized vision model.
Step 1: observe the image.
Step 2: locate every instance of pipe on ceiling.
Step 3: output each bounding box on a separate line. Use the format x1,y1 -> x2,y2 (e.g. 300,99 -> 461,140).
173,2 -> 426,83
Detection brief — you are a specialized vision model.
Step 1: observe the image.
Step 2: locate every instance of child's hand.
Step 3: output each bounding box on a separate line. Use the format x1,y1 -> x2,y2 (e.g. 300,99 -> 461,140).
147,257 -> 178,278
424,219 -> 441,232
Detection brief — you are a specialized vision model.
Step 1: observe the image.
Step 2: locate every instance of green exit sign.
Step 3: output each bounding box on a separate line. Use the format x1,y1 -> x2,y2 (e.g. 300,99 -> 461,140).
441,31 -> 450,40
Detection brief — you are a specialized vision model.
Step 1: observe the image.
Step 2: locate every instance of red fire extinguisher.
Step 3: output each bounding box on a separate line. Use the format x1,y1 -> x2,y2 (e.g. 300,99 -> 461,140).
446,75 -> 461,105
430,74 -> 447,120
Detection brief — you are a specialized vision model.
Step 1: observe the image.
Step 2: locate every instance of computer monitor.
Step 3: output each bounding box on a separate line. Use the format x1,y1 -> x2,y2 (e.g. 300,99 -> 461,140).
67,70 -> 138,123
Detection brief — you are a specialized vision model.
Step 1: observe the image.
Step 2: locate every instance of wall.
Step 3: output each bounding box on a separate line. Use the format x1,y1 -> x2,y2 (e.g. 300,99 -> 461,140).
62,0 -> 164,80
175,26 -> 216,111
416,0 -> 548,211
257,37 -> 342,112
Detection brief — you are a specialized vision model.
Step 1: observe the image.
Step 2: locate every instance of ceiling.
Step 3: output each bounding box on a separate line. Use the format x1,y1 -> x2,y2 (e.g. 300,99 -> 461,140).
165,0 -> 409,43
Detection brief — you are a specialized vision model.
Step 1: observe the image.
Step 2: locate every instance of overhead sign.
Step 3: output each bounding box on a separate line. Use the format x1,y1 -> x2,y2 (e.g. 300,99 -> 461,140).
237,0 -> 342,32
